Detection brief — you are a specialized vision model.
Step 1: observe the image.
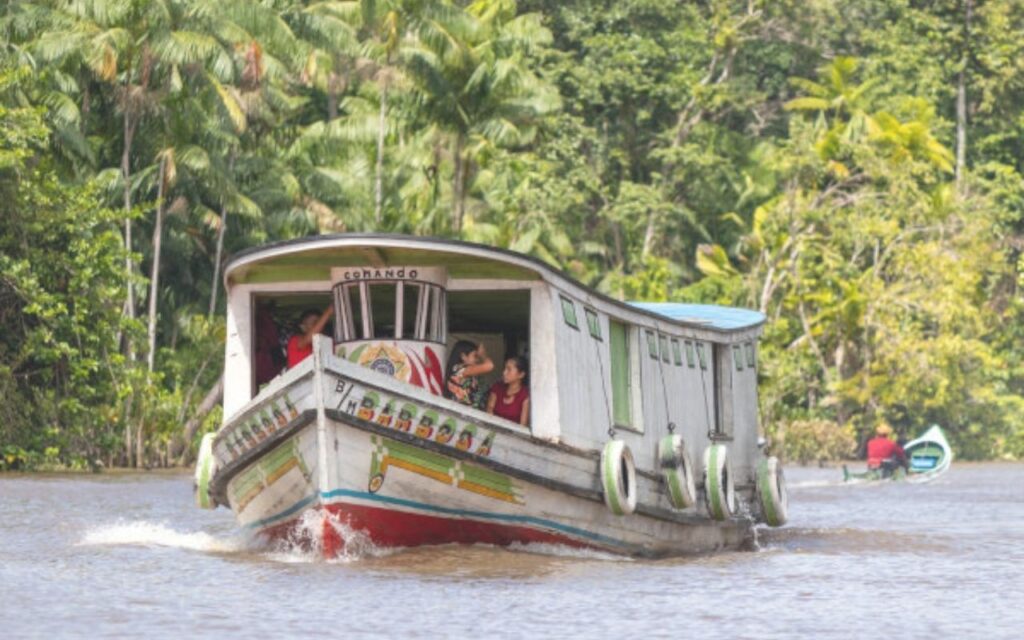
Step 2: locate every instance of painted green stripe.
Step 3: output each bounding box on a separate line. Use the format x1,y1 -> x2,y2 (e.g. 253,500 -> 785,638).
461,465 -> 515,493
386,439 -> 455,474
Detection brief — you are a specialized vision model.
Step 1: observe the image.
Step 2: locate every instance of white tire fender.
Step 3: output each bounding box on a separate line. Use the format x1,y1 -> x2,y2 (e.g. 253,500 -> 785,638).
757,456 -> 788,526
601,440 -> 637,516
703,444 -> 736,520
194,432 -> 218,509
658,435 -> 696,509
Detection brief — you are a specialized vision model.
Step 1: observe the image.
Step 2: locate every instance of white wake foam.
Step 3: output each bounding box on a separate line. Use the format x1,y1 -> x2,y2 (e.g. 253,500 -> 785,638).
78,521 -> 250,554
263,508 -> 390,563
503,541 -> 630,562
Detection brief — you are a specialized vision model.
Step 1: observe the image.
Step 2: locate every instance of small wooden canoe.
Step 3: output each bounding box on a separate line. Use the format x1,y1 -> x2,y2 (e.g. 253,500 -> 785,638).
842,425 -> 953,483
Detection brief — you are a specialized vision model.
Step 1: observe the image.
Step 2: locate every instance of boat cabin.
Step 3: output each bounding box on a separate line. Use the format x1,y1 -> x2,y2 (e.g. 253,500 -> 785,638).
222,235 -> 765,474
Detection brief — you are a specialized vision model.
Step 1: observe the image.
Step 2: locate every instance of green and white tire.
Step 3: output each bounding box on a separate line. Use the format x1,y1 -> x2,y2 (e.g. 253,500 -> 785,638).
703,444 -> 736,521
658,435 -> 696,509
194,432 -> 217,509
601,440 -> 637,516
757,456 -> 788,526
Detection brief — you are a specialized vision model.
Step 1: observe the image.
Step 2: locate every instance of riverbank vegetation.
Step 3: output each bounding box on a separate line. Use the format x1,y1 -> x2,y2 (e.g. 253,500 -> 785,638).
2,0 -> 1022,469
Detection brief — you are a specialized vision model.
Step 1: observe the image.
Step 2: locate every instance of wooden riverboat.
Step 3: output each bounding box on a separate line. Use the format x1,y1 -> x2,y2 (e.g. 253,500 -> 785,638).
842,425 -> 953,484
193,234 -> 787,557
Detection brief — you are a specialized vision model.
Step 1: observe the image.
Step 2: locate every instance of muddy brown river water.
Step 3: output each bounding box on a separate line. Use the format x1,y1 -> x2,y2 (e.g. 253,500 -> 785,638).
1,463 -> 1022,638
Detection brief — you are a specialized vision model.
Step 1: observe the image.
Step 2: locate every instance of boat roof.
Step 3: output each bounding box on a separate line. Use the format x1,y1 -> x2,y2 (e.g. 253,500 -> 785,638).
225,234 -> 765,335
628,303 -> 766,331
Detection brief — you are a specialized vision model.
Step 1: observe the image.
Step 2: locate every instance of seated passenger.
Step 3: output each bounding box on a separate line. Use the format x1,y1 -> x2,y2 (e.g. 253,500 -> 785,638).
444,340 -> 494,407
866,422 -> 907,476
486,356 -> 530,426
286,305 -> 334,368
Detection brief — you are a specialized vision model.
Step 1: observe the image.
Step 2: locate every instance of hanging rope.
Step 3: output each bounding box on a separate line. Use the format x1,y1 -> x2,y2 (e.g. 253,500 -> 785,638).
591,308 -> 615,437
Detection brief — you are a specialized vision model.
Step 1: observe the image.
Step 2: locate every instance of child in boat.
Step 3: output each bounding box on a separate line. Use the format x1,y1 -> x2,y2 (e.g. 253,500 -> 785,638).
444,340 -> 494,407
286,306 -> 334,368
486,356 -> 530,426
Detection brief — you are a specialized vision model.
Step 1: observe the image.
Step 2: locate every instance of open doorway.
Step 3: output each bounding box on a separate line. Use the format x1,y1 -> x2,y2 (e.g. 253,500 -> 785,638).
446,289 -> 531,398
252,292 -> 332,392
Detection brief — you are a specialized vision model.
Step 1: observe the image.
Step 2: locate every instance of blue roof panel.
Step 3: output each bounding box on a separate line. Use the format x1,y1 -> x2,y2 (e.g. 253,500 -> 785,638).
627,302 -> 765,331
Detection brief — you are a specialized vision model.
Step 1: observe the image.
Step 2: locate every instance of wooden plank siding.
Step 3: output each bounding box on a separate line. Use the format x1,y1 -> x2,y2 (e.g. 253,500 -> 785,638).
546,285 -> 761,478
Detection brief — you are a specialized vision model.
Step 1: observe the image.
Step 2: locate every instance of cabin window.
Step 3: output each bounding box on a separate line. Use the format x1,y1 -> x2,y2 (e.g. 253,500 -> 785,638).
733,344 -> 744,371
333,280 -> 446,343
659,334 -> 670,364
334,283 -> 365,342
368,282 -> 398,338
560,295 -> 579,329
418,285 -> 446,342
646,330 -> 658,359
400,283 -> 419,339
696,342 -> 708,370
684,340 -> 696,368
745,342 -> 756,368
609,320 -> 632,427
671,339 -> 682,366
585,308 -> 601,340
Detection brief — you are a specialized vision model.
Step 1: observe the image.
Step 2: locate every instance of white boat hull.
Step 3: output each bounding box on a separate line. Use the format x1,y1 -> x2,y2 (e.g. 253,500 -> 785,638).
208,343 -> 757,557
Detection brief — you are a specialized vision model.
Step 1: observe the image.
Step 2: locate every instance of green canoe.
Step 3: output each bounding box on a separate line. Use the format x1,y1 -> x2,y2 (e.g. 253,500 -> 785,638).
843,425 -> 953,484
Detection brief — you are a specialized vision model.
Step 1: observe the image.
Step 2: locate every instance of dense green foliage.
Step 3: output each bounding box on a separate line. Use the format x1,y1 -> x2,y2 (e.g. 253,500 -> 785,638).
1,0 -> 1022,467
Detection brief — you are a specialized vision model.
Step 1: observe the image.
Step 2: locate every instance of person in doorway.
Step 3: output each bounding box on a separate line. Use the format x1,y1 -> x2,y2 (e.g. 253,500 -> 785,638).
866,422 -> 907,477
444,340 -> 493,407
254,303 -> 285,387
486,356 -> 530,426
286,305 -> 334,368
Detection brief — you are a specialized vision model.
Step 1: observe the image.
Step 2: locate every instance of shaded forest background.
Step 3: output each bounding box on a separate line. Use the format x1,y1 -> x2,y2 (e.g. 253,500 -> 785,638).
2,0 -> 1022,469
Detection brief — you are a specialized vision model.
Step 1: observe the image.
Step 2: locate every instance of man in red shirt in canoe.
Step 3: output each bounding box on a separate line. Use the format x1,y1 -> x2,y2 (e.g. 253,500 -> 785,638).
287,305 -> 334,368
866,422 -> 907,477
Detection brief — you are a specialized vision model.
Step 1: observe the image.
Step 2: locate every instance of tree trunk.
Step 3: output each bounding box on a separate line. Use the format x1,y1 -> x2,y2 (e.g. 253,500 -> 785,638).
146,153 -> 168,374
209,155 -> 235,319
121,113 -> 137,467
452,133 -> 465,234
955,0 -> 973,188
122,113 -> 137,354
375,83 -> 387,225
174,375 -> 224,465
135,418 -> 144,469
641,210 -> 657,258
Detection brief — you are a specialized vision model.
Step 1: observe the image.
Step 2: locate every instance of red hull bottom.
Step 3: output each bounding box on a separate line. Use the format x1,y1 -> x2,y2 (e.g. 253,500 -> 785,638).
261,501 -> 596,558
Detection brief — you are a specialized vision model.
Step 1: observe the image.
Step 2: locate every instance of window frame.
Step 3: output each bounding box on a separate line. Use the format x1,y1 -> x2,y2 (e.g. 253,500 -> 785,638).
684,340 -> 696,368
645,330 -> 658,359
658,333 -> 671,364
332,279 -> 446,344
671,338 -> 683,366
585,307 -> 602,340
560,295 -> 580,330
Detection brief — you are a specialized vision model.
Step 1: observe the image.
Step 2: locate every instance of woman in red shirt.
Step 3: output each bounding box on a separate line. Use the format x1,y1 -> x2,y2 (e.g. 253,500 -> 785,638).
486,356 -> 529,426
287,305 -> 334,368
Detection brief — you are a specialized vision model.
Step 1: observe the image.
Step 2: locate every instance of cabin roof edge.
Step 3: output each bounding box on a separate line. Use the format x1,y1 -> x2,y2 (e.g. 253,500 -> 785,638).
224,233 -> 765,335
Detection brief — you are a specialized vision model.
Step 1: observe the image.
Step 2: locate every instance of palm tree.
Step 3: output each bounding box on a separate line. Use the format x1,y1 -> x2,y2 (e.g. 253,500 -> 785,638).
402,0 -> 558,233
